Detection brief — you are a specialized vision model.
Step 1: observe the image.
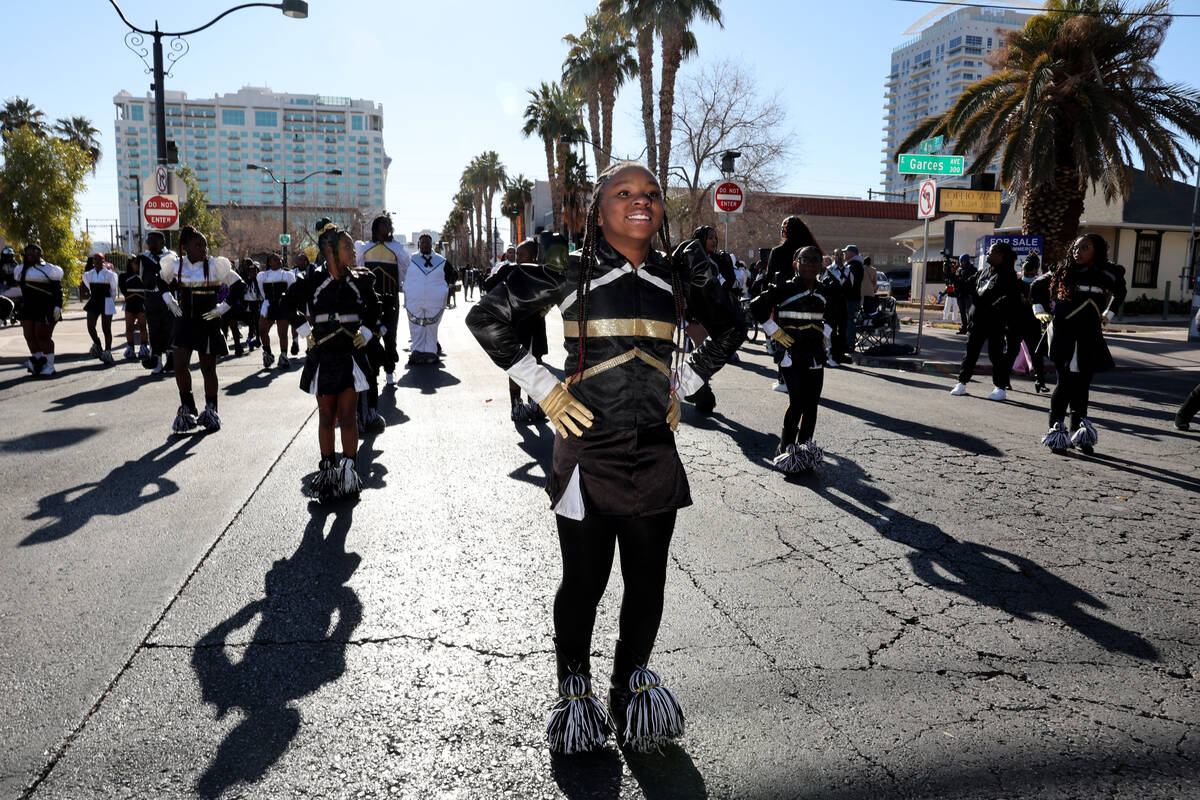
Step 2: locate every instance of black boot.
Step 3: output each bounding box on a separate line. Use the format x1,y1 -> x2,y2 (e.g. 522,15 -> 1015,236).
1177,385 -> 1200,431
685,383 -> 716,415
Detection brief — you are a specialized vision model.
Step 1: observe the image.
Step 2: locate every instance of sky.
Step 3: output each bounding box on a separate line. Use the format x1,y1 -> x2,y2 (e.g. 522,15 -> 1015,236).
5,0 -> 1199,246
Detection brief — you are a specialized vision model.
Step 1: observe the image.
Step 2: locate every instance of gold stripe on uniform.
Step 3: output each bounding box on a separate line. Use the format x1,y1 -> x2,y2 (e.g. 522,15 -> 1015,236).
22,280 -> 55,297
566,347 -> 671,385
563,318 -> 676,340
1065,298 -> 1101,320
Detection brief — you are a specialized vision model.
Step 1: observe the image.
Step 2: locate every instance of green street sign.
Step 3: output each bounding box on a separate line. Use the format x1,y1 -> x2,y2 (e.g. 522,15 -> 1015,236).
898,153 -> 965,176
279,233 -> 292,245
917,136 -> 945,154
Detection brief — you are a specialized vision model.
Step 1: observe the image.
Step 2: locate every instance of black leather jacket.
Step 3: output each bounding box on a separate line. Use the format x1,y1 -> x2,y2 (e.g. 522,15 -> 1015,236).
467,237 -> 682,429
971,261 -> 1023,324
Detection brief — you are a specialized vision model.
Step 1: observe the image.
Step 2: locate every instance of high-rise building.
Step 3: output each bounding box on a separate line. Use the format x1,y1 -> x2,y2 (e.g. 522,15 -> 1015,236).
881,7 -> 1032,199
114,86 -> 389,245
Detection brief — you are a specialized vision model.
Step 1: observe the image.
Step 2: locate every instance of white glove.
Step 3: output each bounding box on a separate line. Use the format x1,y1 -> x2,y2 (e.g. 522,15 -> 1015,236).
201,301 -> 229,321
52,307 -> 62,322
165,297 -> 182,317
358,327 -> 374,344
296,321 -> 312,338
505,352 -> 559,403
672,361 -> 705,397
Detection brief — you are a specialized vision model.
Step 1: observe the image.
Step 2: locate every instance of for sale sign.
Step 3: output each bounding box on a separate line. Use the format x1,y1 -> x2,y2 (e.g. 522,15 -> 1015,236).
713,181 -> 745,214
144,194 -> 180,231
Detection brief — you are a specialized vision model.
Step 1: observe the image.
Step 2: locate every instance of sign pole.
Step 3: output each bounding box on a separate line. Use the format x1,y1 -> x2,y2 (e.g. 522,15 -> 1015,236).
916,215 -> 930,356
724,212 -> 730,257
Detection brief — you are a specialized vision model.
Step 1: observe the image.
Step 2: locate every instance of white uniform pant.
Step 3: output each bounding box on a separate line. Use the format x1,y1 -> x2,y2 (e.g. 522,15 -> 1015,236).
407,305 -> 444,355
942,296 -> 960,322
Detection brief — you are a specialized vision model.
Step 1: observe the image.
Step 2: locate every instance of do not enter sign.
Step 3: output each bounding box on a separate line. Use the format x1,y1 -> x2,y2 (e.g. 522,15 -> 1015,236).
144,194 -> 180,231
714,181 -> 745,214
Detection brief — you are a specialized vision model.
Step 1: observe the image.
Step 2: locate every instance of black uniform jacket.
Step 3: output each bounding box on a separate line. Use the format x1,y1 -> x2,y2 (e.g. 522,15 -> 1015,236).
1031,261 -> 1127,373
749,278 -> 831,370
970,260 -> 1023,326
288,267 -> 380,350
467,237 -> 681,430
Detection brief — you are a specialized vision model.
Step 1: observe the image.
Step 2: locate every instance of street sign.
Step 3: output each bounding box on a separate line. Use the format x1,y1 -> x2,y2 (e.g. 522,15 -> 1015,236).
279,233 -> 292,246
937,188 -> 1002,215
713,181 -> 745,214
917,136 -> 945,155
144,194 -> 180,231
143,170 -> 188,208
155,165 -> 169,194
898,153 -> 965,176
917,179 -> 937,219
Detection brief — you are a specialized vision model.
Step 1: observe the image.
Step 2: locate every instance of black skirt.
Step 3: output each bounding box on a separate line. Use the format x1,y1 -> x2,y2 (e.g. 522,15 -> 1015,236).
19,295 -> 56,324
547,424 -> 691,518
171,317 -> 228,356
300,345 -> 371,396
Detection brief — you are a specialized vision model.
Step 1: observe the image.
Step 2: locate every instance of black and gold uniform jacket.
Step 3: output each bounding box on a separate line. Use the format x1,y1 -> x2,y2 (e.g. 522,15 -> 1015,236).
467,238 -> 682,429
287,267 -> 381,355
749,277 -> 831,369
1031,261 -> 1127,373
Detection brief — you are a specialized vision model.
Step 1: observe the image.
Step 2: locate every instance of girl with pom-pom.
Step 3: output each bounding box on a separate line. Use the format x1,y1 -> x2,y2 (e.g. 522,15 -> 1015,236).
288,221 -> 380,501
1031,233 -> 1127,454
750,244 -> 832,473
467,161 -> 689,754
159,226 -> 244,432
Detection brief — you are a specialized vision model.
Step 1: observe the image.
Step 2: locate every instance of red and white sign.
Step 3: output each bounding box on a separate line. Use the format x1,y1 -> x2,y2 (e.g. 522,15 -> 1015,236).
917,178 -> 937,219
144,194 -> 180,231
714,181 -> 745,214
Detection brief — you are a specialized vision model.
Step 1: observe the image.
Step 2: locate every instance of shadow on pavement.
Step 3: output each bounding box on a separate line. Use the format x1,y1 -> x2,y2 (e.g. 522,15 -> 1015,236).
683,408 -> 777,465
623,742 -> 708,799
377,385 -> 411,427
816,453 -> 1158,662
192,503 -> 362,800
0,425 -> 102,452
395,364 -> 462,395
510,421 -> 554,487
357,430 -> 389,490
549,748 -> 623,799
20,434 -> 207,545
821,397 -> 1001,457
46,372 -> 146,410
223,366 -> 287,397
1082,451 -> 1200,493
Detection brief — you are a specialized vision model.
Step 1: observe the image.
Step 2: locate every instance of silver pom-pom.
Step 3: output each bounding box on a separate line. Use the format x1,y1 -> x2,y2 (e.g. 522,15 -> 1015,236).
623,667 -> 685,753
1070,418 -> 1098,448
172,405 -> 198,434
363,408 -> 386,433
546,673 -> 613,754
795,439 -> 824,471
337,455 -> 362,497
1041,422 -> 1070,451
525,400 -> 548,423
510,402 -> 531,424
196,404 -> 221,431
308,457 -> 340,500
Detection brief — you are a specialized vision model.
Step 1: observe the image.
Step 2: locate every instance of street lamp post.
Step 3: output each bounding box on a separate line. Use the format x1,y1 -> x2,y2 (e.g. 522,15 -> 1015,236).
109,0 -> 308,169
247,164 -> 343,263
128,174 -> 143,252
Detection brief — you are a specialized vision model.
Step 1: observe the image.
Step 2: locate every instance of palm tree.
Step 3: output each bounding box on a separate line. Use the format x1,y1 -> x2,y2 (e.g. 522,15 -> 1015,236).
475,151 -> 507,262
451,187 -> 476,266
522,83 -> 584,232
54,116 -> 102,174
561,151 -> 593,244
1,97 -> 48,137
563,11 -> 638,174
899,0 -> 1200,264
460,159 -> 486,267
603,0 -> 722,192
501,174 -> 534,244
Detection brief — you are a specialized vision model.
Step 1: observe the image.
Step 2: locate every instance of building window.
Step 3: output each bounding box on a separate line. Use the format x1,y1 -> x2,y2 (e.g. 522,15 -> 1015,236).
1132,231 -> 1162,288
130,105 -> 144,121
222,109 -> 245,126
966,35 -> 983,47
255,110 -> 277,127
351,115 -> 363,131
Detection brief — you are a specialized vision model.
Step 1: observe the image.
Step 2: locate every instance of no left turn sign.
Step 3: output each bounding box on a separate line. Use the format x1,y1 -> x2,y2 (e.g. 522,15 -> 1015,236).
918,179 -> 937,219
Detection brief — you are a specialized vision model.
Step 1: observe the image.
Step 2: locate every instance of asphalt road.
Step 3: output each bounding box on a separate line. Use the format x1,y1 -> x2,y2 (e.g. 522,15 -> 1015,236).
0,305 -> 1197,799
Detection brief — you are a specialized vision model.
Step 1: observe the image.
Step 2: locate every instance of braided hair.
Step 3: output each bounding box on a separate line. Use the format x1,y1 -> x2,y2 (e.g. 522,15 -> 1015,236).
572,160 -> 680,384
317,221 -> 353,278
178,224 -> 209,281
370,214 -> 392,242
1051,233 -> 1109,302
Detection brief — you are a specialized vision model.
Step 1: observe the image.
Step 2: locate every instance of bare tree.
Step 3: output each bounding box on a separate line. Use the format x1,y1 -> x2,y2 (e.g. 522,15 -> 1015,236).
667,59 -> 792,238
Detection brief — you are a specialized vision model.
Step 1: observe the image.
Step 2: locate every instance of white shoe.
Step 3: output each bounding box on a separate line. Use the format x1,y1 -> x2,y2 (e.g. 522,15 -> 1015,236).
988,387 -> 1007,401
950,382 -> 967,396
771,381 -> 788,393
38,363 -> 56,376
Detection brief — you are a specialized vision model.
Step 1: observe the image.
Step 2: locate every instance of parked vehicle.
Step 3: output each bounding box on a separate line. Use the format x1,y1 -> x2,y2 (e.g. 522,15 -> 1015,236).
886,268 -> 912,300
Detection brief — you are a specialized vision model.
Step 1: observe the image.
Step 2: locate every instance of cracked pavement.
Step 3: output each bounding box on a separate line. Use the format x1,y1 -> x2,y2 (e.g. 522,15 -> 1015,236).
1,305 -> 1197,799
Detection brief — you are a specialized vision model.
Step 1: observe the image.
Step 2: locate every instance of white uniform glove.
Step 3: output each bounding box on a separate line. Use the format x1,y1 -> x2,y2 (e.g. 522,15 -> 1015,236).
164,294 -> 182,317
201,301 -> 230,321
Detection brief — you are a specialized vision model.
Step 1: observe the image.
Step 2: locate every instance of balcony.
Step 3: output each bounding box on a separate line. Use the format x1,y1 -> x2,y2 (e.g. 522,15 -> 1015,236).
910,60 -> 933,78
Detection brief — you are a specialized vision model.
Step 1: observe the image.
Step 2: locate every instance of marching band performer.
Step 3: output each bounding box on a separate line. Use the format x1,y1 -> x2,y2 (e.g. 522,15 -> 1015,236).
160,225 -> 244,433
467,161 -> 689,755
749,244 -> 832,472
16,244 -> 63,377
405,234 -> 456,366
1032,233 -> 1127,454
139,231 -> 176,375
355,216 -> 410,429
80,253 -> 119,364
257,253 -> 296,370
291,221 -> 380,501
118,255 -> 149,361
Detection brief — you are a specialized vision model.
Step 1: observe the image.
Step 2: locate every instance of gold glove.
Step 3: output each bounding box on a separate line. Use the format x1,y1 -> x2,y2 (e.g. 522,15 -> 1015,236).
666,392 -> 681,431
306,332 -> 316,350
539,382 -> 594,438
1100,314 -> 1110,327
1035,312 -> 1052,325
352,331 -> 368,348
770,327 -> 795,348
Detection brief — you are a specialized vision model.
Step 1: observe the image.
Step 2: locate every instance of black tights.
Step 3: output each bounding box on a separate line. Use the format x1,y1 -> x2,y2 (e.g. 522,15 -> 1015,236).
780,363 -> 824,445
553,511 -> 675,680
1049,364 -> 1093,429
958,321 -> 1011,387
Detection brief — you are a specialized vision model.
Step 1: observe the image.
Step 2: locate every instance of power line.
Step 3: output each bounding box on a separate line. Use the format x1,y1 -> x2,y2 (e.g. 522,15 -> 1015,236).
894,0 -> 1200,18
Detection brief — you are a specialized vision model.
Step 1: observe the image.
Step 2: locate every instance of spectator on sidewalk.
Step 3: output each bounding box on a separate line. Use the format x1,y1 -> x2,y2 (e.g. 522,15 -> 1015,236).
949,241 -> 1023,401
1,246 -> 19,325
842,244 -> 865,354
861,256 -> 879,314
952,253 -> 978,334
821,248 -> 849,365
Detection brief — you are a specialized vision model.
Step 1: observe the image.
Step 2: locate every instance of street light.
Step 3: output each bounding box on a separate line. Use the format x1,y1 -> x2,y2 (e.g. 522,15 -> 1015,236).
247,164 -> 343,262
109,0 -> 307,170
